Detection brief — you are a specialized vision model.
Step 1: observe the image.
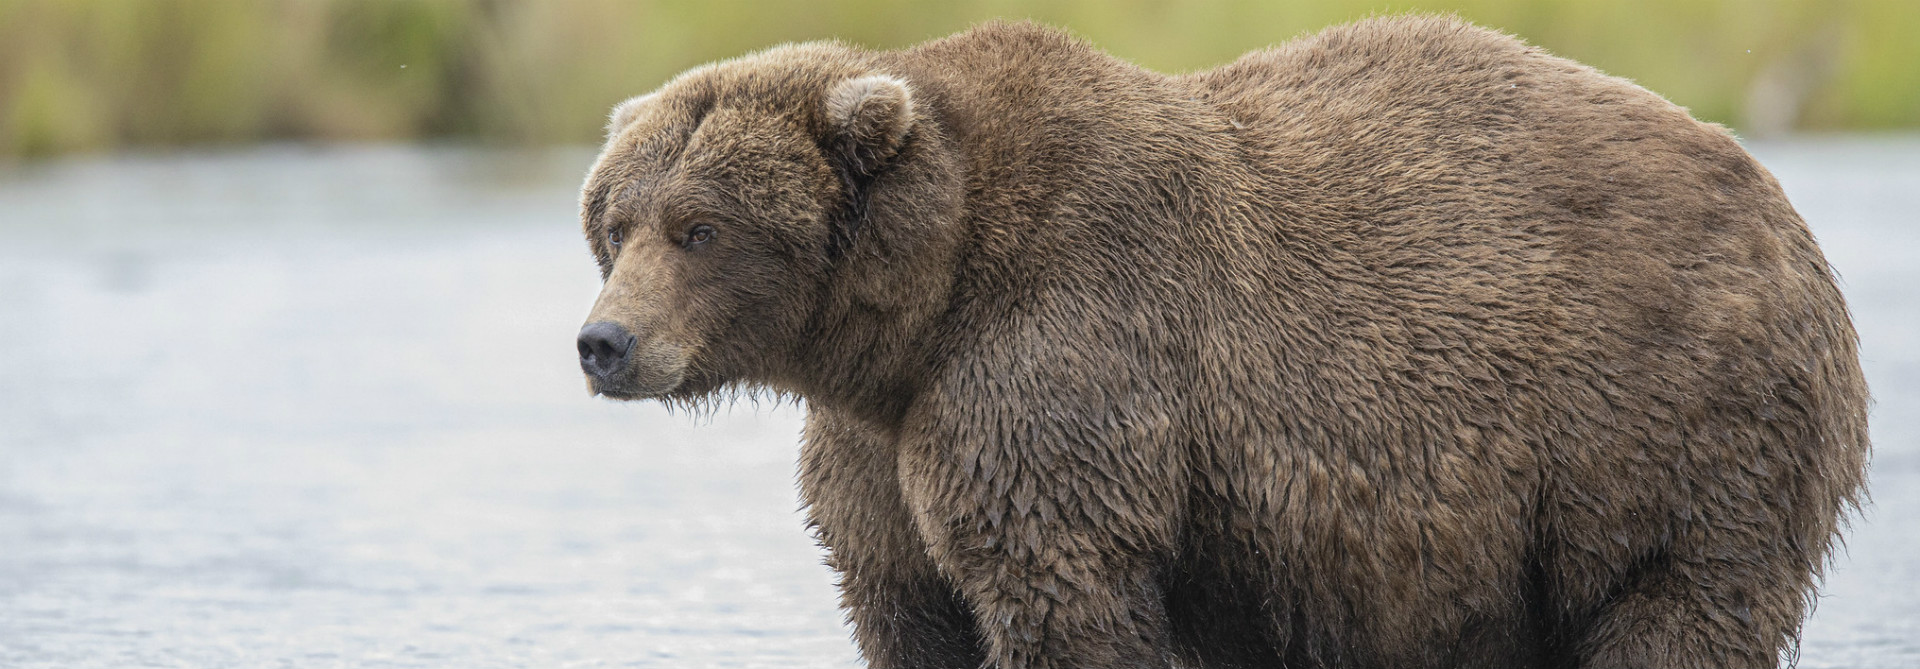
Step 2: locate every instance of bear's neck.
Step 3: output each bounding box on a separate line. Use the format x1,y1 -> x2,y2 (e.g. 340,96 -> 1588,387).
779,94 -> 970,428
782,272 -> 958,427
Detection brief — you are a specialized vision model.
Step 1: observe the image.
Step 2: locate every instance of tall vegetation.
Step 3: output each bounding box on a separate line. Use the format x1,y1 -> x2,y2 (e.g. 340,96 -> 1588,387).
2,0 -> 1915,158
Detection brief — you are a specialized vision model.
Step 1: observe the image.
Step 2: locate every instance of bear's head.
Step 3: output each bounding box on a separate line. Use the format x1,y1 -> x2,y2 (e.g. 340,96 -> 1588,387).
576,44 -> 961,410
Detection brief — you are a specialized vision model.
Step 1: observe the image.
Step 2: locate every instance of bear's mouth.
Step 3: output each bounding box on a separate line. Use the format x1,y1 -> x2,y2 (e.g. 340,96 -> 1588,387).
581,333 -> 697,401
589,366 -> 687,401
590,385 -> 651,401
594,368 -> 733,403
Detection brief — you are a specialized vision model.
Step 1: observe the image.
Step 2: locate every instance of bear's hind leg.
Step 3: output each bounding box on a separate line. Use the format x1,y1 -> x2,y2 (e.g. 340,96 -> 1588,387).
1573,556 -> 1801,669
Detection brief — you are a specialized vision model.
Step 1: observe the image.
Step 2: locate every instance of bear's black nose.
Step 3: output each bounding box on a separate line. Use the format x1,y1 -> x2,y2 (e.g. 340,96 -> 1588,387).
577,321 -> 636,379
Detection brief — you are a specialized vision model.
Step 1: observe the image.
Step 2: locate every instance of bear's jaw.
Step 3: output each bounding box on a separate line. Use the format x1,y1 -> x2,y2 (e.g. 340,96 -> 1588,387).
587,371 -> 684,401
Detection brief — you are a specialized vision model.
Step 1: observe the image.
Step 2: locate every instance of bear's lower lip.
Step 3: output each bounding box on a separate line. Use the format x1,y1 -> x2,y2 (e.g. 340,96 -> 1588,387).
589,381 -> 672,401
588,367 -> 690,401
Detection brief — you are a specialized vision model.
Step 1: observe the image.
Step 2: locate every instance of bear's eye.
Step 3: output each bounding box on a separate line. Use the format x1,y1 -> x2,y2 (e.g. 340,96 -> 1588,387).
685,224 -> 715,247
607,227 -> 623,249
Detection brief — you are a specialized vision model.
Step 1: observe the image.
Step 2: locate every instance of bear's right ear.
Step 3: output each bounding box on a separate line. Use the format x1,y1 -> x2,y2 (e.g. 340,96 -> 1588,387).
606,93 -> 658,138
823,75 -> 915,176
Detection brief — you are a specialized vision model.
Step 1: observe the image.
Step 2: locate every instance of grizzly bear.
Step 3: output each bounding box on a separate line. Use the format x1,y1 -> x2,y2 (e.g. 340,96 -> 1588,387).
572,15 -> 1869,669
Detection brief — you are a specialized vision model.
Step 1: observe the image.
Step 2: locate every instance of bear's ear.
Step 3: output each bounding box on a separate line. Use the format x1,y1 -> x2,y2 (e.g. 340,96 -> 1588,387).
606,92 -> 658,138
823,74 -> 915,175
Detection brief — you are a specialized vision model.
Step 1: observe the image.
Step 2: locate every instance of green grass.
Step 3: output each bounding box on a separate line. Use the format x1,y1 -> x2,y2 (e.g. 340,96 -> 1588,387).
2,0 -> 1916,158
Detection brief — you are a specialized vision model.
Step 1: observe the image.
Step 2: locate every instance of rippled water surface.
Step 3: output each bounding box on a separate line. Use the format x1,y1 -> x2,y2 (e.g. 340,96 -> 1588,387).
1,139 -> 1915,667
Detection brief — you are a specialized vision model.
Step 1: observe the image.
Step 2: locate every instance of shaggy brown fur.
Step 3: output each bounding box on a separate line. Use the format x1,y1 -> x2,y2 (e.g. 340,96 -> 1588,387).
575,15 -> 1869,669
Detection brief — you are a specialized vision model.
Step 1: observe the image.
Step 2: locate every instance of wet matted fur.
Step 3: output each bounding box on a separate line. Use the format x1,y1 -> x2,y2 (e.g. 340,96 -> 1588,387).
576,15 -> 1870,669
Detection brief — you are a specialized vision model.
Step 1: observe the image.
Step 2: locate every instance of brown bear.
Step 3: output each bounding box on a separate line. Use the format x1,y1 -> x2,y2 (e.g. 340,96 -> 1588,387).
572,15 -> 1869,669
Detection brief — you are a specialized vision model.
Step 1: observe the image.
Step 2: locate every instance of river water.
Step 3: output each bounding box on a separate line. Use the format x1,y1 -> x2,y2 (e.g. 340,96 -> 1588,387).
0,139 -> 1914,667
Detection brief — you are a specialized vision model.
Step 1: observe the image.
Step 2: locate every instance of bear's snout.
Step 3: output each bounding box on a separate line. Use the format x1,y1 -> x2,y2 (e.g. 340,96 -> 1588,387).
576,319 -> 689,398
577,321 -> 636,381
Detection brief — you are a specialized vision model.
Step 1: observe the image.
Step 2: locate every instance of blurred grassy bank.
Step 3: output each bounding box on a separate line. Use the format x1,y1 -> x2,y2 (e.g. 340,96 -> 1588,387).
3,0 -> 1917,159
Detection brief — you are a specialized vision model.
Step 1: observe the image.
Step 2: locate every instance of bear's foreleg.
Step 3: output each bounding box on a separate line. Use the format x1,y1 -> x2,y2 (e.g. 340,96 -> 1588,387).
801,410 -> 986,669
898,396 -> 1185,669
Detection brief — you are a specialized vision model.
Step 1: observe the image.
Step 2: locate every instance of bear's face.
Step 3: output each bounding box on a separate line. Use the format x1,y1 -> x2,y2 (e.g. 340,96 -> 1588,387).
577,48 -> 924,402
